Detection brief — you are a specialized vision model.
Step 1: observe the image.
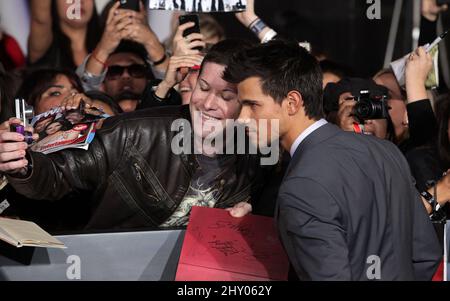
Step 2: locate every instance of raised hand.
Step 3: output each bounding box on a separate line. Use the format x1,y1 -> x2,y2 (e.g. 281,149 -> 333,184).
155,54 -> 204,99
123,1 -> 166,66
235,0 -> 257,27
97,2 -> 134,60
405,47 -> 433,102
337,98 -> 358,132
172,23 -> 206,56
0,118 -> 38,175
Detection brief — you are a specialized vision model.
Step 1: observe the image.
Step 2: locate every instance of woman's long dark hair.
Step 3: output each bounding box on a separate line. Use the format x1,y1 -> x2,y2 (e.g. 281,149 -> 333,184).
50,0 -> 101,69
16,69 -> 83,108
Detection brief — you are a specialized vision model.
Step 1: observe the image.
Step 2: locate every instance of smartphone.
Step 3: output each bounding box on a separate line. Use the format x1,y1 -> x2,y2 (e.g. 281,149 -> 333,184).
179,14 -> 202,51
119,0 -> 140,11
179,14 -> 201,38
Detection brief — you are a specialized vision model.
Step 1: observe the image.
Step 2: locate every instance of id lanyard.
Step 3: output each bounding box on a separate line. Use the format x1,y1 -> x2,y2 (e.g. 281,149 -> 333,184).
353,123 -> 365,134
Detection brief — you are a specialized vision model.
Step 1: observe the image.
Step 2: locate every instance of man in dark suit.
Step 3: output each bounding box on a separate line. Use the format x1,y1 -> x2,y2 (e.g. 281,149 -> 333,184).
224,39 -> 442,280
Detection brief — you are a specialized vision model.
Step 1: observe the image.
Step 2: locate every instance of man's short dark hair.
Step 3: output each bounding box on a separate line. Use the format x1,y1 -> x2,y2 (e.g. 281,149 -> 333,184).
111,41 -> 154,80
223,39 -> 324,120
200,39 -> 256,74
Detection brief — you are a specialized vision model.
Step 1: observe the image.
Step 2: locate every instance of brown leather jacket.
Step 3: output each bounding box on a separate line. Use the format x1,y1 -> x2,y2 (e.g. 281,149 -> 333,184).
7,105 -> 262,230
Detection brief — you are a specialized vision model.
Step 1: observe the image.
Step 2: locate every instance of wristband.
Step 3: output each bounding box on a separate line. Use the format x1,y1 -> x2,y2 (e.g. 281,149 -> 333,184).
92,50 -> 107,68
153,53 -> 168,66
249,19 -> 267,36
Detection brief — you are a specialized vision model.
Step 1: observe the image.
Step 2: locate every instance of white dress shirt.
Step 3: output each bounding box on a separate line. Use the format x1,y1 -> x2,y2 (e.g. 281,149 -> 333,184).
289,119 -> 328,157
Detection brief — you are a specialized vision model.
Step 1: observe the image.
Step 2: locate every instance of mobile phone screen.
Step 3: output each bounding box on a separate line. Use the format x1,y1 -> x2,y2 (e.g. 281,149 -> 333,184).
179,14 -> 201,38
119,0 -> 140,11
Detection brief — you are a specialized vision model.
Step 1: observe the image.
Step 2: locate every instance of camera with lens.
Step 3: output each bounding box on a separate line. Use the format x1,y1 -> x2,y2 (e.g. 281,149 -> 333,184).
353,90 -> 390,122
10,99 -> 34,145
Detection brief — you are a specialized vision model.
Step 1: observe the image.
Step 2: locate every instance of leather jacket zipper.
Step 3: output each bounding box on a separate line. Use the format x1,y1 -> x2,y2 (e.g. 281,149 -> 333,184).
133,163 -> 142,182
133,162 -> 162,203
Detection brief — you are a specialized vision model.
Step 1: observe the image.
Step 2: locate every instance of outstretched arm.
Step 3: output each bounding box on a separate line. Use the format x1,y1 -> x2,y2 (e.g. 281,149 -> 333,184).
235,0 -> 276,42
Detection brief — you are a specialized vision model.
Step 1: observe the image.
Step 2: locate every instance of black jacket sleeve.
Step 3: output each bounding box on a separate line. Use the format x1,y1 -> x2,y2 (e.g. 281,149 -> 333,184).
407,99 -> 438,148
139,80 -> 182,110
6,117 -> 127,201
419,17 -> 437,46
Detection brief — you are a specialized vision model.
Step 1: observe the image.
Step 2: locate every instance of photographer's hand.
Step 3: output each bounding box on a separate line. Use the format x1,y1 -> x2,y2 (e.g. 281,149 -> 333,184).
0,118 -> 38,175
337,99 -> 358,132
405,47 -> 433,103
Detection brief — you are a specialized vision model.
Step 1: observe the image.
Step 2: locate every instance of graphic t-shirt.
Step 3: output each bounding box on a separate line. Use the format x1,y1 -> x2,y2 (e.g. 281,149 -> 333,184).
160,154 -> 234,227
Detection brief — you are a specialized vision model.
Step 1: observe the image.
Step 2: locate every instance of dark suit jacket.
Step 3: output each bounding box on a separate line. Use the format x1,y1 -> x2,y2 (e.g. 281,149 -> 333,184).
276,123 -> 441,281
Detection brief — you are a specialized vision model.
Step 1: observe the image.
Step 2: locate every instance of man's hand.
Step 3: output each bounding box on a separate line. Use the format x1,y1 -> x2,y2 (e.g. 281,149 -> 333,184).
172,23 -> 206,56
0,118 -> 38,175
422,0 -> 448,22
405,47 -> 433,102
227,202 -> 252,218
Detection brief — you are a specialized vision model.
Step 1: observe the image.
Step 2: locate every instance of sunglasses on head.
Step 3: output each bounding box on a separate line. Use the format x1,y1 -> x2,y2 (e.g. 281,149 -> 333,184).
106,64 -> 147,80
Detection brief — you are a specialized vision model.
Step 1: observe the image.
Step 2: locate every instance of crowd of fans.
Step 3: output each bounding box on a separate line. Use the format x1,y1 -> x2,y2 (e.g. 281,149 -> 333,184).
0,0 -> 449,280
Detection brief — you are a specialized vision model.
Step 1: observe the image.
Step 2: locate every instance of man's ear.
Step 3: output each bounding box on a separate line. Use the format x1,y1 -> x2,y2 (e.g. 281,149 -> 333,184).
285,90 -> 304,116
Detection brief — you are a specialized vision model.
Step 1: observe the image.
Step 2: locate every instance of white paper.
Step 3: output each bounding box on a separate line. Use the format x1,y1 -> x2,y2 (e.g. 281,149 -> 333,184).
0,218 -> 66,249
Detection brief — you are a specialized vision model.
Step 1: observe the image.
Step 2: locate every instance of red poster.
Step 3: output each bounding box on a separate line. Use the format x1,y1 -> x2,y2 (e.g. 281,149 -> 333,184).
176,207 -> 289,281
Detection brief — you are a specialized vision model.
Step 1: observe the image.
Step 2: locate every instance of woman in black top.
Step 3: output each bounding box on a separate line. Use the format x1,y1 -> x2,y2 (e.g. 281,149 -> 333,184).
407,99 -> 450,192
28,0 -> 101,70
